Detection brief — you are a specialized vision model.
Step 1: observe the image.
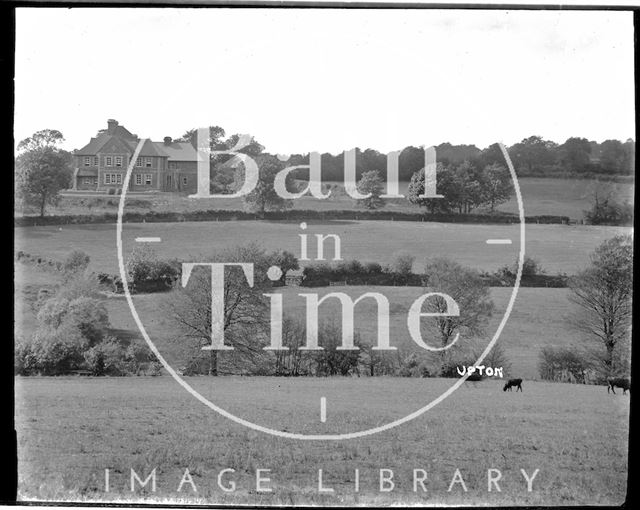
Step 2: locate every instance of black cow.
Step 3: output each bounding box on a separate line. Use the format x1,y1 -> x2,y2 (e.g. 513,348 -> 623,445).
503,378 -> 523,392
608,378 -> 630,395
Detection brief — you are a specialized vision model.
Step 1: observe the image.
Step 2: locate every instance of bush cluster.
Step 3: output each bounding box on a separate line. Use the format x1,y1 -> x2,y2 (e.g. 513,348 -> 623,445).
15,253 -> 160,376
538,346 -> 599,384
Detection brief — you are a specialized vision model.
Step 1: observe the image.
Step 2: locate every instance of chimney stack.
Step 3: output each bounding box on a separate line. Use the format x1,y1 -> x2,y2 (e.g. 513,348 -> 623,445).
164,136 -> 172,146
107,119 -> 118,134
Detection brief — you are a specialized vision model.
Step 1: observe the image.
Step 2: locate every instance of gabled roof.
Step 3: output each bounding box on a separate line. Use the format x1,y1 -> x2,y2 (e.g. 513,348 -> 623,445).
137,139 -> 167,158
75,120 -> 197,162
75,134 -> 111,155
155,141 -> 198,162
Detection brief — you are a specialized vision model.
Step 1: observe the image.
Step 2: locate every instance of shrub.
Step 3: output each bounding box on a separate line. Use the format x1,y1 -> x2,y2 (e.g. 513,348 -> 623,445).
66,296 -> 110,345
584,196 -> 633,225
497,255 -> 544,278
37,297 -> 70,329
62,250 -> 90,276
125,246 -> 179,290
84,337 -> 129,376
56,273 -> 103,300
126,245 -> 158,283
397,352 -> 431,377
15,338 -> 38,375
37,296 -> 109,346
29,325 -> 88,375
538,346 -> 593,383
363,262 -> 383,274
390,251 -> 415,275
522,256 -> 544,277
124,341 -> 159,375
107,188 -> 116,195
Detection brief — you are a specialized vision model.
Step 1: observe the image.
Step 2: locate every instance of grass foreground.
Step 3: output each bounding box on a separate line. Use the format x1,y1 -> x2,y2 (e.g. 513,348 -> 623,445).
15,376 -> 629,506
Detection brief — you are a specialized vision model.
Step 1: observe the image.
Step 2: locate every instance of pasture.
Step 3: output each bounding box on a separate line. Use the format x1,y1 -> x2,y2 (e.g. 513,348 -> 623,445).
23,177 -> 634,221
15,376 -> 629,505
15,220 -> 632,275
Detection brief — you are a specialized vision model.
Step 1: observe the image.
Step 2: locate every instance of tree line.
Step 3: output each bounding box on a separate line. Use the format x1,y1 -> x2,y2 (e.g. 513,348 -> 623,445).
14,128 -> 634,218
267,136 -> 635,181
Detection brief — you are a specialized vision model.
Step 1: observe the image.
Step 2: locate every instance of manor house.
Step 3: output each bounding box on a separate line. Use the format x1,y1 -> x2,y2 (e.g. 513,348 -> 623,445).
73,119 -> 198,193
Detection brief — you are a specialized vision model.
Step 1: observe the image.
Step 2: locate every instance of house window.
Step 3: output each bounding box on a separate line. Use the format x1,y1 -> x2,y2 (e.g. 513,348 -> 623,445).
135,174 -> 142,185
115,156 -> 123,167
116,174 -> 122,185
93,156 -> 99,166
83,177 -> 92,185
182,176 -> 188,185
84,157 -> 91,167
145,174 -> 152,185
144,157 -> 152,168
104,174 -> 112,185
106,156 -> 113,167
135,158 -> 142,167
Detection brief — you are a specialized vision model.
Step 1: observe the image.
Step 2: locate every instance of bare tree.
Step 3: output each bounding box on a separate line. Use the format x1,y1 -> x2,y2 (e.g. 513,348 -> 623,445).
272,315 -> 313,376
165,243 -> 272,375
569,235 -> 633,376
422,258 -> 495,374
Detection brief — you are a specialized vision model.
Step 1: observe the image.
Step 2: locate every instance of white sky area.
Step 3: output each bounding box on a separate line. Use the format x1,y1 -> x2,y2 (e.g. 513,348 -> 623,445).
15,8 -> 635,155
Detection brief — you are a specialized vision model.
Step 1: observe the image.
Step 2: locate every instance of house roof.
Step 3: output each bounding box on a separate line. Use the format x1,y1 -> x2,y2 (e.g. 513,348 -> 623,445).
136,139 -> 167,158
155,141 -> 198,162
75,134 -> 111,155
75,120 -> 198,162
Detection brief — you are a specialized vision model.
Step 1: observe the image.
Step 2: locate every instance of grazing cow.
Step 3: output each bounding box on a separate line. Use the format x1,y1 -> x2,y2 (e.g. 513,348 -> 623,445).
608,377 -> 630,395
503,378 -> 523,392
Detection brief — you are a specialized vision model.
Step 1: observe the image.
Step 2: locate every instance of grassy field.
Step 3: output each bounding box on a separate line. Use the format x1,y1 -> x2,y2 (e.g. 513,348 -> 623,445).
15,220 -> 631,275
15,376 -> 629,505
20,177 -> 634,221
496,177 -> 633,218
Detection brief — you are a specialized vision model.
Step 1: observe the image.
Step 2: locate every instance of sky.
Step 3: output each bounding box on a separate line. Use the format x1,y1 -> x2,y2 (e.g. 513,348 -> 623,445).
15,8 -> 635,155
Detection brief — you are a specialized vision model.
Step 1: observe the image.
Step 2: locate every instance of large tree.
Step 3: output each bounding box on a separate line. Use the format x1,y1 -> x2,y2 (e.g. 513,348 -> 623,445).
407,163 -> 451,213
509,135 -> 557,173
242,154 -> 293,217
16,129 -> 72,217
481,163 -> 513,212
599,139 -> 627,174
569,235 -> 633,376
560,137 -> 592,173
451,161 -> 484,214
356,170 -> 386,210
422,258 -> 494,373
166,243 -> 272,376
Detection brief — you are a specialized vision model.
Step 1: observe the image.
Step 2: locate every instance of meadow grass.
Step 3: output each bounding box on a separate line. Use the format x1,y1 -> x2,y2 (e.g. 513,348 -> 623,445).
15,220 -> 631,275
15,376 -> 629,506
